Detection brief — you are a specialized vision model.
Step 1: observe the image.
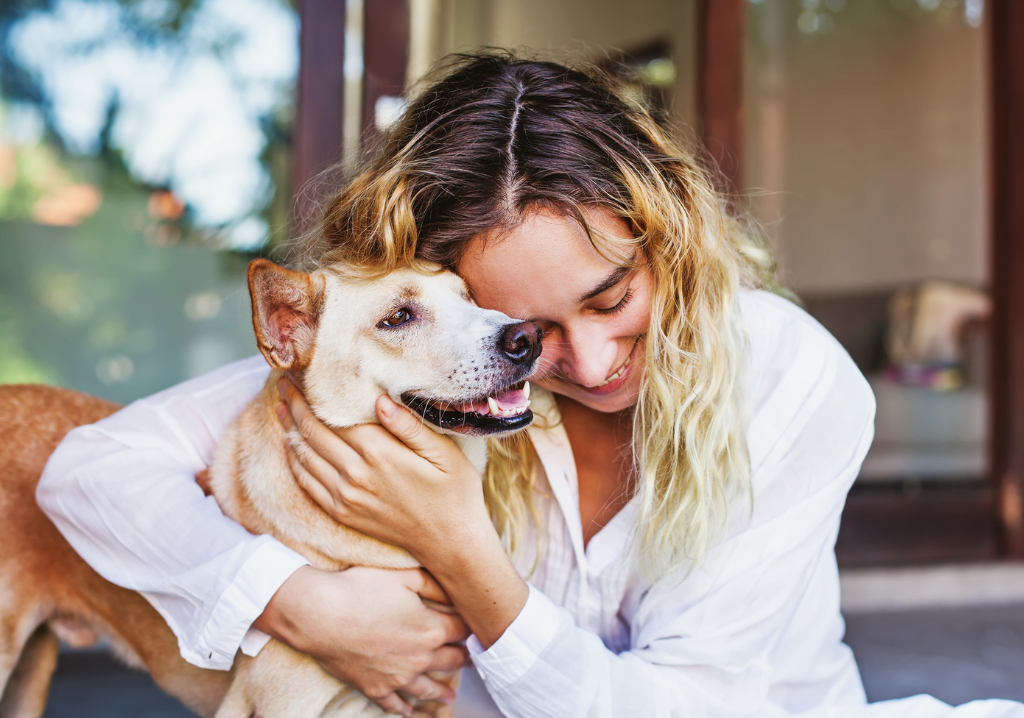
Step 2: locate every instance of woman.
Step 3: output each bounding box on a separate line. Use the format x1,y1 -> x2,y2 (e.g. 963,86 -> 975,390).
37,54 -> 1022,717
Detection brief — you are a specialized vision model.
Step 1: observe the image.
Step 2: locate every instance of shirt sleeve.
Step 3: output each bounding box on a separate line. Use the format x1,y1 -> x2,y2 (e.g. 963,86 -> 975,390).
36,356 -> 310,670
467,297 -> 991,718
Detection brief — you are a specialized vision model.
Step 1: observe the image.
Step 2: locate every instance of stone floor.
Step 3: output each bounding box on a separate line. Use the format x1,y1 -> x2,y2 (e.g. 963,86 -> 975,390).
845,603 -> 1024,705
39,603 -> 1024,716
43,650 -> 197,718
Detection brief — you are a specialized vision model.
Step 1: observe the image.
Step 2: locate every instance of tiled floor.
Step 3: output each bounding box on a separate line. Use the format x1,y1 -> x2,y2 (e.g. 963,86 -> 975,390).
38,603 -> 1024,716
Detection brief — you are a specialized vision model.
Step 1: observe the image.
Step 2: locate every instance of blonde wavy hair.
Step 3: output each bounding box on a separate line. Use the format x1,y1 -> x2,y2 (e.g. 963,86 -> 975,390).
301,52 -> 780,577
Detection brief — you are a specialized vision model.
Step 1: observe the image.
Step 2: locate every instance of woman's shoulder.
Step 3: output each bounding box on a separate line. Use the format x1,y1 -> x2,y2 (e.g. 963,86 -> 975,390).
737,288 -> 847,364
736,289 -> 876,476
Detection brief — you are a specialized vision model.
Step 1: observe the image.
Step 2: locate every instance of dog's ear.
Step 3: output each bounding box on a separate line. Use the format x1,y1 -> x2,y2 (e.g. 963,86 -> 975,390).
248,259 -> 324,371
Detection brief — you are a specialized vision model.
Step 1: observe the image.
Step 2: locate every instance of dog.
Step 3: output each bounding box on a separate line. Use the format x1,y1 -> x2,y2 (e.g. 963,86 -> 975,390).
0,257 -> 541,718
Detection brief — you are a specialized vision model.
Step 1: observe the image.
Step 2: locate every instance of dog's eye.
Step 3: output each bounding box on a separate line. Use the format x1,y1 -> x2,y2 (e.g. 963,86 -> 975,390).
379,308 -> 414,328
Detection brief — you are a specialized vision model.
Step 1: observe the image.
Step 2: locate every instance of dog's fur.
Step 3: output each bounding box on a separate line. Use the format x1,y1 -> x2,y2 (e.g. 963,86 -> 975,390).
0,259 -> 539,718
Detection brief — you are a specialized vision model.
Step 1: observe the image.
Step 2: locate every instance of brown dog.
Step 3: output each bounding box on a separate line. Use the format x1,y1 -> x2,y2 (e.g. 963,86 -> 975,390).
0,258 -> 540,717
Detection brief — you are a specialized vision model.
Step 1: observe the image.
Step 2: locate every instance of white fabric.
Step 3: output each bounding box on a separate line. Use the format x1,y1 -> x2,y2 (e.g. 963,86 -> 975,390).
37,290 -> 1024,717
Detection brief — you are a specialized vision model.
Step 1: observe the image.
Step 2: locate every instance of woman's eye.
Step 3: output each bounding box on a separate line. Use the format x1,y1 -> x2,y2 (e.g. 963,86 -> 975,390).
594,287 -> 635,315
379,308 -> 414,328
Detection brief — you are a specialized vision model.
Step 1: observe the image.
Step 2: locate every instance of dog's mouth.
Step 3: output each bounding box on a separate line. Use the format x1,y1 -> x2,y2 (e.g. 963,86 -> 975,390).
401,382 -> 533,436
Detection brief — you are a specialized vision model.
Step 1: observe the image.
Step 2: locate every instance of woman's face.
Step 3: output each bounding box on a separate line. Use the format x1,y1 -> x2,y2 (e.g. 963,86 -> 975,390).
457,206 -> 651,414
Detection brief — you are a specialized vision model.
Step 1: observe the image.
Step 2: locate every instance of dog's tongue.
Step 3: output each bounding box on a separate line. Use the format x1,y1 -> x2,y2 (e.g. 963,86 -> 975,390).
449,385 -> 531,416
491,387 -> 529,413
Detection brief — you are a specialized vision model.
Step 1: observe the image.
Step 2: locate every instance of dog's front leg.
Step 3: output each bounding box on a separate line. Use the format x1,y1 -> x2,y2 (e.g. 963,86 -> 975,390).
216,640 -> 377,718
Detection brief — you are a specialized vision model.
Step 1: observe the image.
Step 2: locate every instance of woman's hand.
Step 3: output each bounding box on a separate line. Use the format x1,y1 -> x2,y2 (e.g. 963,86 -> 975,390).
254,565 -> 470,717
276,377 -> 531,649
275,378 -> 492,563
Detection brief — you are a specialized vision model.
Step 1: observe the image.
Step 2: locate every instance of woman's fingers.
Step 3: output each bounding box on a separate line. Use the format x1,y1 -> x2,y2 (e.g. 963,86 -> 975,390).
285,445 -> 344,517
405,568 -> 451,605
369,691 -> 414,717
375,395 -> 450,468
277,378 -> 362,470
399,674 -> 456,705
435,610 -> 472,644
427,644 -> 472,672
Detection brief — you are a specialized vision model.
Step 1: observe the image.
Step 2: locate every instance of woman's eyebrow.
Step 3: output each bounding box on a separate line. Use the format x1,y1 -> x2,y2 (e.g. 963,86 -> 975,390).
577,262 -> 633,304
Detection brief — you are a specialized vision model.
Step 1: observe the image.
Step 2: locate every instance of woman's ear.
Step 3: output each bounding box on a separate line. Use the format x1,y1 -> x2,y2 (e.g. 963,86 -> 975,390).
248,259 -> 324,371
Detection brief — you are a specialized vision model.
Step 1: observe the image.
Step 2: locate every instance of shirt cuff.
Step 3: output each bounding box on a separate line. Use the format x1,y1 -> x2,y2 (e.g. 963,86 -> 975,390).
240,627 -> 273,657
467,584 -> 562,691
186,537 -> 310,669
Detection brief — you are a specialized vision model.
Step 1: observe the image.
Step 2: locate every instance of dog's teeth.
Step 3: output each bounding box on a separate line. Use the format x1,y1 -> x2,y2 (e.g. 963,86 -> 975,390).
488,397 -> 499,415
523,381 -> 531,400
525,400 -> 531,408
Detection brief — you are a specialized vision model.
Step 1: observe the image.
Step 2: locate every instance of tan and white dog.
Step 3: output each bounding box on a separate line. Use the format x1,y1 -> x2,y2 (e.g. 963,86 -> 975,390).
0,258 -> 541,718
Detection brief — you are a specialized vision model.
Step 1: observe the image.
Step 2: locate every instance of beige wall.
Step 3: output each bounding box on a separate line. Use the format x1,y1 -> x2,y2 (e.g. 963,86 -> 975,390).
436,0 -> 698,129
747,0 -> 987,295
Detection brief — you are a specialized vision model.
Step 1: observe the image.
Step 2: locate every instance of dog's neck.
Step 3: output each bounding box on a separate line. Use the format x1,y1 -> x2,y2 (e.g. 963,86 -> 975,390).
450,433 -> 488,476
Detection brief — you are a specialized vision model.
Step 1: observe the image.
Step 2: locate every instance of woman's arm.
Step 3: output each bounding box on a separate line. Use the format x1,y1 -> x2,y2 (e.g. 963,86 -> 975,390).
37,357 -> 467,717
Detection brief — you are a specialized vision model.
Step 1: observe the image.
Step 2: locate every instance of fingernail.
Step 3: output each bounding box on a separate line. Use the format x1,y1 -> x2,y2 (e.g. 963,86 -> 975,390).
276,403 -> 288,422
277,377 -> 287,398
379,395 -> 399,418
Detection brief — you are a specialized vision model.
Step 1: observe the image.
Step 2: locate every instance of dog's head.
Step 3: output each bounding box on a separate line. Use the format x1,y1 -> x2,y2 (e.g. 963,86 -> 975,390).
248,259 -> 541,437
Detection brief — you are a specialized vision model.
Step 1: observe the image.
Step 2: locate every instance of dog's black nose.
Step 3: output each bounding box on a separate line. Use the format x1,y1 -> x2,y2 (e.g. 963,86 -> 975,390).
498,322 -> 542,365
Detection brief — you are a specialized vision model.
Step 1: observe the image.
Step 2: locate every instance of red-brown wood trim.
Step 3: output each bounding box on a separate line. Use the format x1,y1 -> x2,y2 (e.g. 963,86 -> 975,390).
836,486 -> 998,568
361,0 -> 410,158
696,0 -> 746,194
989,0 -> 1024,557
292,0 -> 347,235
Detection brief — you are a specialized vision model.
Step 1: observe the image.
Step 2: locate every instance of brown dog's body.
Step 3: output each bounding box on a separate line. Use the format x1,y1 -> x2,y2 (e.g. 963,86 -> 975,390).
0,260 -> 539,717
0,385 -> 233,718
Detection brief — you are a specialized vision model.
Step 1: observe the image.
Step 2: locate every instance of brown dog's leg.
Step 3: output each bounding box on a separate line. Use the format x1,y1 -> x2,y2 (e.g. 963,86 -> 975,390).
0,625 -> 59,718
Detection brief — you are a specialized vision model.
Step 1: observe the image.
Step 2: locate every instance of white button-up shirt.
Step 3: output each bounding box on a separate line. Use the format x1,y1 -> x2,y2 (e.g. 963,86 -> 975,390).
37,290 -> 1024,717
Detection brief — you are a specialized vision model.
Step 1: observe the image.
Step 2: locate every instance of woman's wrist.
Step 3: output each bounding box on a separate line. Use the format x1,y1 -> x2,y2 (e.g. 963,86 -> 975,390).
252,564 -> 320,652
422,522 -> 530,650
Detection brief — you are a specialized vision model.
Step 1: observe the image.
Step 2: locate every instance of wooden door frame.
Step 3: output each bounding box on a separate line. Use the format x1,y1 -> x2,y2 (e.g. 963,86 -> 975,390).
292,0 -> 347,236
361,0 -> 410,158
696,0 -> 745,194
292,0 -> 411,232
989,0 -> 1024,558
